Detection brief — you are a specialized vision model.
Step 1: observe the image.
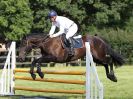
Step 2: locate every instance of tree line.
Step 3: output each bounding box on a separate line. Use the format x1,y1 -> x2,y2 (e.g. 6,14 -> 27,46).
0,0 -> 133,64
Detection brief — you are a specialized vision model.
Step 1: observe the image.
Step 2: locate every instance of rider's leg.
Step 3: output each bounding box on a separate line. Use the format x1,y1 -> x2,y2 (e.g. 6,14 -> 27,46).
66,23 -> 78,38
66,23 -> 78,56
67,38 -> 74,56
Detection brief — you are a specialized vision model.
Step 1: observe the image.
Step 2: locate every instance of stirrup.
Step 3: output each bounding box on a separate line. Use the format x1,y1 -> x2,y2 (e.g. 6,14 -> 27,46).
68,48 -> 74,57
68,52 -> 74,57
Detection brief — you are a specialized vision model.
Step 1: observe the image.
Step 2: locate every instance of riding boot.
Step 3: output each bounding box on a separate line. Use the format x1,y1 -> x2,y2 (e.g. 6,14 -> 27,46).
67,38 -> 74,57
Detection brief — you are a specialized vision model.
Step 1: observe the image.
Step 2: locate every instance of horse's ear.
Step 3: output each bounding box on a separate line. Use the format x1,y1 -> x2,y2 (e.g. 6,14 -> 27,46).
23,35 -> 26,39
94,34 -> 98,36
0,34 -> 6,43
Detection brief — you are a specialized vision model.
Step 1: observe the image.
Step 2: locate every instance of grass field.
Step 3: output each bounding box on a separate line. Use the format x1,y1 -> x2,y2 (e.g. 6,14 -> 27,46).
0,65 -> 133,99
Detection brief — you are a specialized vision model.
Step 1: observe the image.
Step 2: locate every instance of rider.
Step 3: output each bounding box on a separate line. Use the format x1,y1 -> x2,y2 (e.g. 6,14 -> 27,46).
48,10 -> 78,56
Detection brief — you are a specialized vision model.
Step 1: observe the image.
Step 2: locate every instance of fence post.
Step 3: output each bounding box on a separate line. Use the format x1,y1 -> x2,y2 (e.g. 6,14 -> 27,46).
85,42 -> 91,99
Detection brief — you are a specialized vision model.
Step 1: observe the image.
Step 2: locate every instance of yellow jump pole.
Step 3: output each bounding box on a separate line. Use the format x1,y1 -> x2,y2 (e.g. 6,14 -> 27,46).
14,69 -> 85,75
14,86 -> 85,94
15,76 -> 85,85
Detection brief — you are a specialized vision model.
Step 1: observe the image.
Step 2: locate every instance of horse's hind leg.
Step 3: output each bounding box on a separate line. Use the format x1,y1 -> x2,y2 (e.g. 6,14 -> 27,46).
104,64 -> 110,80
104,63 -> 117,82
109,63 -> 117,82
104,64 -> 116,82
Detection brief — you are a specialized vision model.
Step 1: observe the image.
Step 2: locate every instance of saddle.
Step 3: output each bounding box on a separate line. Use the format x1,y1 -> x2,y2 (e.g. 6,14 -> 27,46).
60,34 -> 83,49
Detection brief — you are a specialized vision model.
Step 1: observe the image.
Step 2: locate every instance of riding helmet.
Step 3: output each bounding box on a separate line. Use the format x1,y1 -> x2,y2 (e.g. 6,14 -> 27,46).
48,10 -> 57,18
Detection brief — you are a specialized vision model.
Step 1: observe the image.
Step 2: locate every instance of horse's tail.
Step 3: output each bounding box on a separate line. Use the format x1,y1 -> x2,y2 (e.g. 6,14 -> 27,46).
107,46 -> 125,67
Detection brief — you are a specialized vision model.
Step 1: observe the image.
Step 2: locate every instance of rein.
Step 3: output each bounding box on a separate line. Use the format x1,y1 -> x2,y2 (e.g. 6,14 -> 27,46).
26,39 -> 37,48
42,35 -> 50,42
25,34 -> 51,49
26,40 -> 29,47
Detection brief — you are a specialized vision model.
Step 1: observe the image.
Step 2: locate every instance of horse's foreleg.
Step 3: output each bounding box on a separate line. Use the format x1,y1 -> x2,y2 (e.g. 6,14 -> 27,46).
30,59 -> 37,80
35,55 -> 57,79
30,57 -> 44,79
36,62 -> 44,79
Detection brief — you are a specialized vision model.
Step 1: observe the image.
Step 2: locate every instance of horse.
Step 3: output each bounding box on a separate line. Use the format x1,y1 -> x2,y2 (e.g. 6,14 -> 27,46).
18,33 -> 124,82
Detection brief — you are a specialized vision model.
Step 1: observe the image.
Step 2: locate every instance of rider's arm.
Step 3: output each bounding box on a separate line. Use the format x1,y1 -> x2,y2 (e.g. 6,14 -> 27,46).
49,23 -> 56,35
52,26 -> 64,37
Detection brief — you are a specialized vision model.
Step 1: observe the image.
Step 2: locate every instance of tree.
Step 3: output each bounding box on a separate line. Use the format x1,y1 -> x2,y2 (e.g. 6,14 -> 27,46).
0,0 -> 33,40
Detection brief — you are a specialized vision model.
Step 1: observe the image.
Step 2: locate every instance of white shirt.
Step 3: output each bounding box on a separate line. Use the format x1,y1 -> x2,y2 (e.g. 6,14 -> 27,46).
49,16 -> 74,37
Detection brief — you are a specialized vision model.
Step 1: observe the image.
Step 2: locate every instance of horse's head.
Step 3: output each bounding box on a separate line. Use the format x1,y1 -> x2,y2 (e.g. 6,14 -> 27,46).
18,33 -> 49,61
18,36 -> 36,61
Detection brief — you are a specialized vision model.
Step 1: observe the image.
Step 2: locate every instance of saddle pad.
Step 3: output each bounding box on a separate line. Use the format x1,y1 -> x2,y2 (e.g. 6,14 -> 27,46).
61,35 -> 84,49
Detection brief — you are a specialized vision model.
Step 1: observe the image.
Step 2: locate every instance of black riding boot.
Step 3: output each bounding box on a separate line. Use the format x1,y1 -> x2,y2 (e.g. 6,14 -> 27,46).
67,38 -> 74,57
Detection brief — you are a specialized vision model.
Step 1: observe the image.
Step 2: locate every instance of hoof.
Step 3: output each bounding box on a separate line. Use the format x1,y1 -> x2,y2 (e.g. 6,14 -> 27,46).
31,73 -> 36,80
38,72 -> 44,79
112,75 -> 117,82
37,69 -> 44,79
108,74 -> 117,82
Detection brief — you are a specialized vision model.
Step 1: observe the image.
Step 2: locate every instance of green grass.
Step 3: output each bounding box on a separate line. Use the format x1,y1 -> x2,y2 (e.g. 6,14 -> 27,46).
0,65 -> 133,99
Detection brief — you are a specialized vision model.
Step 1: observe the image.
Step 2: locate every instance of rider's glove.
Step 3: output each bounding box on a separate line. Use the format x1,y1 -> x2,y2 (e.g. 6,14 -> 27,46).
49,34 -> 54,38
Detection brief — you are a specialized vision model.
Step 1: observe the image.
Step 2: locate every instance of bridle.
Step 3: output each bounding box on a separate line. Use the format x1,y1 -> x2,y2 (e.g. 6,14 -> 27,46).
42,34 -> 50,43
25,35 -> 50,46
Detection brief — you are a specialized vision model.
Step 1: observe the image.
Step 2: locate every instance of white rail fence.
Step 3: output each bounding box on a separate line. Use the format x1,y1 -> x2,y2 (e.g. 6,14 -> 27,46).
0,42 -> 16,95
85,42 -> 103,99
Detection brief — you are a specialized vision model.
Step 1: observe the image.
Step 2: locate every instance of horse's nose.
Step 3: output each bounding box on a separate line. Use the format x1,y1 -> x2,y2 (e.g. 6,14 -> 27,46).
18,58 -> 22,62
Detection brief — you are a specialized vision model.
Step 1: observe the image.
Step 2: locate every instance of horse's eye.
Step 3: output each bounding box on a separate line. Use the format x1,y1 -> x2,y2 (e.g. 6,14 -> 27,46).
21,40 -> 26,46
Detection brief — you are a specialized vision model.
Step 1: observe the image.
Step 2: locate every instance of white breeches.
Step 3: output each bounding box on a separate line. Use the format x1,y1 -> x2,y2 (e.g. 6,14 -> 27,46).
66,23 -> 78,39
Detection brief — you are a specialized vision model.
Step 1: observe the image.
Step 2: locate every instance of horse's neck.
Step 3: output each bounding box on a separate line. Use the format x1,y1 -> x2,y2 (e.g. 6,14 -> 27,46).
40,37 -> 62,52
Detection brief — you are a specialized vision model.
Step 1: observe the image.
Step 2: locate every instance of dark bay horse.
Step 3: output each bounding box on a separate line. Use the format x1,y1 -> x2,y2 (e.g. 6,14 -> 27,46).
18,33 -> 124,82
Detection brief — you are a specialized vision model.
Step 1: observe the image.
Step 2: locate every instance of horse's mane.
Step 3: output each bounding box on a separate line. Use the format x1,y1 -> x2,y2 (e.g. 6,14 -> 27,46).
23,33 -> 48,40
